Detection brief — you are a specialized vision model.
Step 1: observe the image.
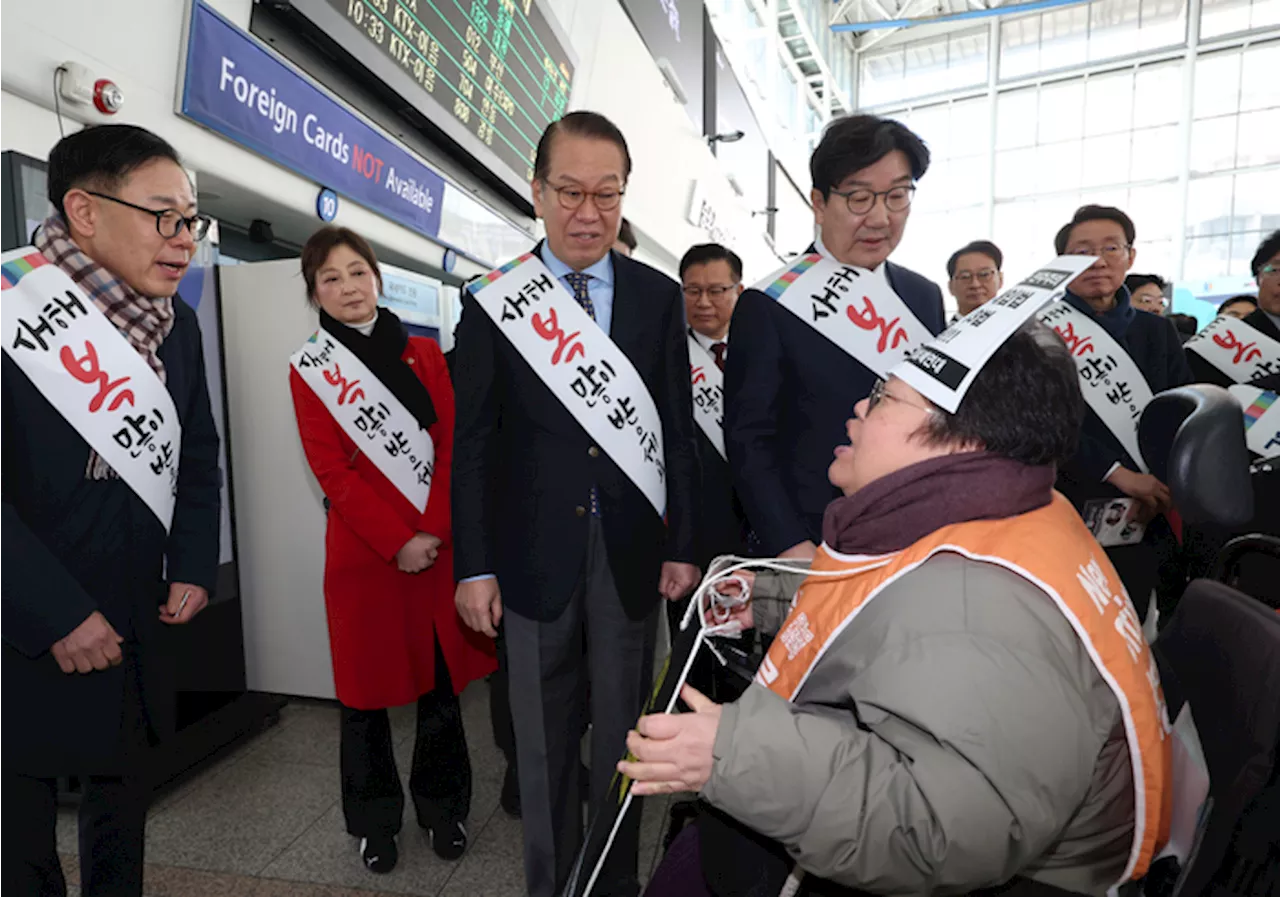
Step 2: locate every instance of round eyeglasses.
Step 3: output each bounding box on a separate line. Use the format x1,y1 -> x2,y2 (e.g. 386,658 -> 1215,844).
87,191 -> 212,241
828,185 -> 916,216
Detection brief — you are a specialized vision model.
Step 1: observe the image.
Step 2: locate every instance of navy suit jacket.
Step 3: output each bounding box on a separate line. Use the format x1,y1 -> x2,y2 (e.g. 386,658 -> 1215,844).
1056,288 -> 1192,507
451,245 -> 698,623
723,253 -> 945,554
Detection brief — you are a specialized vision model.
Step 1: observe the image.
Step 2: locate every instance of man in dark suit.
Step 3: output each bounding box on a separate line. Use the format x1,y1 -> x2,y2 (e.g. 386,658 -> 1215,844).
451,111 -> 699,897
724,114 -> 946,561
1190,230 -> 1280,392
1051,205 -> 1192,617
2,126 -> 221,897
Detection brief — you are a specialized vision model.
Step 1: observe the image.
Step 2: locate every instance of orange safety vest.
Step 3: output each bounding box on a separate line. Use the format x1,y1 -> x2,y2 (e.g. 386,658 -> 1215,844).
755,493 -> 1172,882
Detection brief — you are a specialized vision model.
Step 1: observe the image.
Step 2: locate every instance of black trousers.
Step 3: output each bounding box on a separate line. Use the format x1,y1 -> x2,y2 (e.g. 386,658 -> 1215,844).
340,641 -> 472,837
3,653 -> 152,897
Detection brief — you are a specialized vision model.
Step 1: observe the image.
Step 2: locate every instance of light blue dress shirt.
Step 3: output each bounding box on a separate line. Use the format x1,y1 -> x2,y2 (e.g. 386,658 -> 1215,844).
541,244 -> 616,336
459,246 -> 617,584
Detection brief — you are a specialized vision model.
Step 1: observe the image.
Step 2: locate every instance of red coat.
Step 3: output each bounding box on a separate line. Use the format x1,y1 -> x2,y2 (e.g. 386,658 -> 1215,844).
290,336 -> 495,710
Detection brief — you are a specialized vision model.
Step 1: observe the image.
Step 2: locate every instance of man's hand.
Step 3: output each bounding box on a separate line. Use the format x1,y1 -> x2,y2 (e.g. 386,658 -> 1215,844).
659,562 -> 701,601
619,685 -> 723,796
456,578 -> 502,638
51,611 -> 123,674
779,540 -> 817,561
1106,467 -> 1172,513
160,583 -> 209,625
396,533 -> 440,573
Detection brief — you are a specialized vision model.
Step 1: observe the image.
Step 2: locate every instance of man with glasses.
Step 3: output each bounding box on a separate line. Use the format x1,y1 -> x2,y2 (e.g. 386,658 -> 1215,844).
724,114 -> 945,563
1124,273 -> 1169,316
946,239 -> 1004,320
452,111 -> 699,897
3,125 -> 221,896
1243,230 -> 1280,389
1052,204 -> 1190,621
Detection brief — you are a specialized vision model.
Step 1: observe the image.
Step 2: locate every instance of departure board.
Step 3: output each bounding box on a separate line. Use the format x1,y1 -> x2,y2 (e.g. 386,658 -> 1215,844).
290,0 -> 574,196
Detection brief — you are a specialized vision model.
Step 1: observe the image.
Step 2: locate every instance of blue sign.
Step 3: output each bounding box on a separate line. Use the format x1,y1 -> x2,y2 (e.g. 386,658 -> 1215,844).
181,2 -> 444,240
316,187 -> 339,222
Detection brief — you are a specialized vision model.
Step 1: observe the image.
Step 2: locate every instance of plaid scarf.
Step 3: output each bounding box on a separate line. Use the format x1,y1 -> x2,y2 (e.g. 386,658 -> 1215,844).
34,213 -> 176,480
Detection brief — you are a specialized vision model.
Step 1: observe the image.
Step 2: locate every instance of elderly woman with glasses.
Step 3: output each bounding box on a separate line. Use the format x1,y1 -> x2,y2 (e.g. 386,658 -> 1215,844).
624,324 -> 1172,897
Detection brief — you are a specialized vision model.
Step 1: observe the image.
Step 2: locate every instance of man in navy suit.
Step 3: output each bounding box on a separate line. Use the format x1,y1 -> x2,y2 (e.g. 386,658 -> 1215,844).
451,112 -> 699,897
724,114 -> 946,561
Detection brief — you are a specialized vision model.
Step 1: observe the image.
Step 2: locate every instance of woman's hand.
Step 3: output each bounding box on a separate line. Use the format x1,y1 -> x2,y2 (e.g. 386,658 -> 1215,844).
619,685 -> 722,796
396,533 -> 440,573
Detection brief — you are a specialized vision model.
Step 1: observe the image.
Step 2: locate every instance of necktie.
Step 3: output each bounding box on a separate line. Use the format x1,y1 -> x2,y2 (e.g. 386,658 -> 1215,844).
564,271 -> 600,517
711,341 -> 727,372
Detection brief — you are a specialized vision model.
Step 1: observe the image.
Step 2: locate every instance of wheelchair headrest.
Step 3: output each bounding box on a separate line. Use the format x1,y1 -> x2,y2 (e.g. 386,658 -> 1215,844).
1139,384 -> 1253,528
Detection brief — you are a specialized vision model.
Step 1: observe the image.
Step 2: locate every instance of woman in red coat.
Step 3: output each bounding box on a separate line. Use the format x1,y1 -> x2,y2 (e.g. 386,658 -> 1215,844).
289,226 -> 495,875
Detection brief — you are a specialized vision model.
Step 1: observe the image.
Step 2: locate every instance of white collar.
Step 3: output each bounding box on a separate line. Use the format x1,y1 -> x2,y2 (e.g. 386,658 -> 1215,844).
814,234 -> 889,282
689,327 -> 728,354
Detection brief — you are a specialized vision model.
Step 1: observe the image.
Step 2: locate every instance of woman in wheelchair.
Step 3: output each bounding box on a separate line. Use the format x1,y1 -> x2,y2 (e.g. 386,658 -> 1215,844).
622,325 -> 1173,897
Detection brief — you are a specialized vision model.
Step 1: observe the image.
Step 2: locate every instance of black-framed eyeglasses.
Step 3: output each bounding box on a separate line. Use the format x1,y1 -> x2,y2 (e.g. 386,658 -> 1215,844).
829,185 -> 916,216
87,191 -> 212,241
953,269 -> 997,284
682,283 -> 740,300
866,378 -> 935,415
541,181 -> 625,212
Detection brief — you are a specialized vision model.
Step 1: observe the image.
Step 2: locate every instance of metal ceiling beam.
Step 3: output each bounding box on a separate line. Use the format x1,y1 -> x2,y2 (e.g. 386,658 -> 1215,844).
835,0 -> 1088,31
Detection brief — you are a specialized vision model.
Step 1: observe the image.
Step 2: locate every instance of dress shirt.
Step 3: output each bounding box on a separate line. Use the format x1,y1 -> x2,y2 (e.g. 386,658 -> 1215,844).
814,233 -> 891,287
690,327 -> 729,362
542,245 -> 616,336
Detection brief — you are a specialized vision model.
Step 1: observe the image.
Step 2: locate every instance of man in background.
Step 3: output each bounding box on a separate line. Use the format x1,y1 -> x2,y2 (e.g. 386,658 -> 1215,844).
1125,273 -> 1169,316
946,239 -> 1003,320
613,217 -> 637,258
1219,294 -> 1258,320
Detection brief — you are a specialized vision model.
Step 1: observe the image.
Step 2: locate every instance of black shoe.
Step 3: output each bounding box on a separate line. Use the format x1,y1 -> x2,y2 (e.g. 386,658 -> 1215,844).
360,834 -> 398,874
426,819 -> 467,861
500,763 -> 521,819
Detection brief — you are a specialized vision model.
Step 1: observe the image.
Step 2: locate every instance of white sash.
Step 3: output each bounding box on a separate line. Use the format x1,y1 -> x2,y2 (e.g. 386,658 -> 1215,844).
290,331 -> 434,512
894,255 -> 1096,412
753,253 -> 932,377
471,254 -> 667,517
1,246 -> 182,530
1228,385 -> 1280,458
1184,314 -> 1280,384
687,334 -> 725,460
1037,302 -> 1153,473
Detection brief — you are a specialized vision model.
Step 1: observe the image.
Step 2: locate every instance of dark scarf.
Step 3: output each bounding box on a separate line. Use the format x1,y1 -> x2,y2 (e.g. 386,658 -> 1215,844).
320,307 -> 437,431
821,452 -> 1056,555
1064,285 -> 1136,343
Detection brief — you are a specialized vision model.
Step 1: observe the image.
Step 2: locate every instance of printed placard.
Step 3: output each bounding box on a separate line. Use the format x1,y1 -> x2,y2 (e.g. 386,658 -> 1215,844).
1083,498 -> 1147,548
472,254 -> 666,517
1229,385 -> 1280,459
291,332 -> 435,512
1036,301 -> 1154,473
688,334 -> 725,459
754,253 -> 932,378
2,246 -> 182,530
892,255 -> 1096,412
1185,314 -> 1280,384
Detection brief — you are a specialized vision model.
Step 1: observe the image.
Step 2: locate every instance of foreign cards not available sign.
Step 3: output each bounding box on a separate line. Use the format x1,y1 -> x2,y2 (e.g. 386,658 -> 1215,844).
180,1 -> 444,239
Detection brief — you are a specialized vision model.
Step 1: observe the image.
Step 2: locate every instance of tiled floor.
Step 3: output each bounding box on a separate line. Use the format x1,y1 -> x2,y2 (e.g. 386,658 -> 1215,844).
57,682 -> 675,897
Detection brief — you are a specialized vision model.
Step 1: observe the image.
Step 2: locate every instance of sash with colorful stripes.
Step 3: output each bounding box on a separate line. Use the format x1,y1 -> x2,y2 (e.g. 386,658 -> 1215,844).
1229,385 -> 1280,459
753,253 -> 932,377
1,246 -> 182,529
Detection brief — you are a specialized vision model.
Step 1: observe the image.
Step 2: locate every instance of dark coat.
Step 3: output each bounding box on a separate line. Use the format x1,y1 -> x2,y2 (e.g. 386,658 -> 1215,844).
692,402 -> 749,570
723,254 -> 945,554
2,296 -> 221,775
1187,308 -> 1280,392
451,246 -> 698,623
1056,289 -> 1194,506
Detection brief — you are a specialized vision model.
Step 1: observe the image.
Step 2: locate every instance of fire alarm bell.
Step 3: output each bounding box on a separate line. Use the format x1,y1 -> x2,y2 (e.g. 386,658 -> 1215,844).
93,79 -> 124,115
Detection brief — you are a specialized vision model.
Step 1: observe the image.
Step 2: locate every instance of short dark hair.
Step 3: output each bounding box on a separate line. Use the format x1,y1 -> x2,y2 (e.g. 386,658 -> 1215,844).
946,240 -> 1003,278
300,226 -> 382,304
616,218 -> 637,251
810,114 -> 930,199
48,124 -> 183,219
1054,204 -> 1136,254
533,111 -> 632,183
1124,273 -> 1167,294
1167,313 -> 1198,338
1219,294 -> 1258,315
679,243 -> 743,281
915,324 -> 1084,468
1250,229 -> 1280,278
